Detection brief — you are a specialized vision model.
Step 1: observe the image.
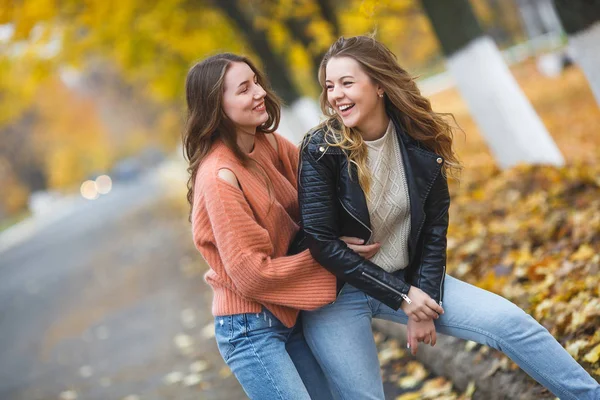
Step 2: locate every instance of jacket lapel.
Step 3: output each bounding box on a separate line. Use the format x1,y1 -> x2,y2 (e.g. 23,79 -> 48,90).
339,161 -> 372,240
392,118 -> 442,260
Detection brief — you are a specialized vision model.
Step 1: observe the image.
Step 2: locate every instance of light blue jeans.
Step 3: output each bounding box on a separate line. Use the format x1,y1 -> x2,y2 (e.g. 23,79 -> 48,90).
302,275 -> 600,400
214,307 -> 334,400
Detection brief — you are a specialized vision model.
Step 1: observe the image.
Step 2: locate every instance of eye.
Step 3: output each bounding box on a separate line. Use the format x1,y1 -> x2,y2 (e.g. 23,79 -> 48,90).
240,86 -> 248,93
343,81 -> 353,86
325,84 -> 334,91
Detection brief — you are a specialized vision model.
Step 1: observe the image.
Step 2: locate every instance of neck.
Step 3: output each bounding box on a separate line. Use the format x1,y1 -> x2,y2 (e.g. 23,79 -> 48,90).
236,127 -> 257,153
357,105 -> 389,141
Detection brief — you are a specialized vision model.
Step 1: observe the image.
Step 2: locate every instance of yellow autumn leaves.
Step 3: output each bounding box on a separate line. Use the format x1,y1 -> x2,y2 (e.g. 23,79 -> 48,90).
432,61 -> 600,378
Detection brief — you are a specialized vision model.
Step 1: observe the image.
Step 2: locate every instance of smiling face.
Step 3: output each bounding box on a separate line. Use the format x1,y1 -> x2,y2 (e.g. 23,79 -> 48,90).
222,62 -> 268,134
325,56 -> 385,132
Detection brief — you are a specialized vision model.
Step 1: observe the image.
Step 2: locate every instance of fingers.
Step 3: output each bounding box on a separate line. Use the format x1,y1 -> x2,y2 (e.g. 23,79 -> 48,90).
348,243 -> 381,259
409,312 -> 421,323
416,311 -> 429,322
431,330 -> 437,347
422,334 -> 430,345
427,298 -> 444,315
366,248 -> 380,258
410,335 -> 418,356
346,243 -> 379,253
339,236 -> 364,245
423,307 -> 439,320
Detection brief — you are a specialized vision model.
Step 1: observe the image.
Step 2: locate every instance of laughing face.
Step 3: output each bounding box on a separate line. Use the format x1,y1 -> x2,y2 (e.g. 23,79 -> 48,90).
222,62 -> 268,134
325,56 -> 384,132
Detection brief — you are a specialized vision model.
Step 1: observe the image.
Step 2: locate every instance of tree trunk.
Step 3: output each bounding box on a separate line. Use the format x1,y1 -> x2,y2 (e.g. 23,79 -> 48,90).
516,0 -> 551,38
420,0 -> 564,169
215,0 -> 300,105
316,0 -> 340,37
536,0 -> 563,34
284,16 -> 322,81
553,0 -> 600,106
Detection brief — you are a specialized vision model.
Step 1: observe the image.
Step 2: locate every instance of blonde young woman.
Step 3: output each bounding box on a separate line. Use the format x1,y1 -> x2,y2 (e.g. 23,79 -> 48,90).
297,36 -> 600,400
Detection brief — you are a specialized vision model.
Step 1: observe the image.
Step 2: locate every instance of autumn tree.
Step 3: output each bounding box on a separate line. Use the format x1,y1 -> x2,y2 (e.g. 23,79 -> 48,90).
553,0 -> 600,106
420,0 -> 564,169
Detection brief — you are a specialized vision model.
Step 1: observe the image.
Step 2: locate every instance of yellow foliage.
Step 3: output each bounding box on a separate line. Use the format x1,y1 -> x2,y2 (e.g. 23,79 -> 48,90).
583,344 -> 600,365
31,79 -> 113,189
307,19 -> 336,55
157,108 -> 183,149
0,56 -> 53,126
469,0 -> 493,26
395,393 -> 421,400
0,175 -> 30,215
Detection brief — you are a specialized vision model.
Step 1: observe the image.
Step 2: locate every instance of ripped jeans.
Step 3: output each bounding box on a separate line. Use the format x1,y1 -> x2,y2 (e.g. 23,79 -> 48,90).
214,307 -> 333,400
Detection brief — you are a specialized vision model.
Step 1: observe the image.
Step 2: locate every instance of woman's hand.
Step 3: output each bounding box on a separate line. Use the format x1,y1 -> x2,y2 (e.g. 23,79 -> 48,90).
340,236 -> 381,259
406,318 -> 437,356
401,286 -> 444,322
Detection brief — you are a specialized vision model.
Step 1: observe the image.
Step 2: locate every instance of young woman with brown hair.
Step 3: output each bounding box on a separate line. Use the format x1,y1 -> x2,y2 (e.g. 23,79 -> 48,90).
184,53 -> 349,399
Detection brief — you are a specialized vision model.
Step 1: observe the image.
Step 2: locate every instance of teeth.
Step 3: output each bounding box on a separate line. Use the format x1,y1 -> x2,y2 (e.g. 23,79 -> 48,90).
339,104 -> 353,111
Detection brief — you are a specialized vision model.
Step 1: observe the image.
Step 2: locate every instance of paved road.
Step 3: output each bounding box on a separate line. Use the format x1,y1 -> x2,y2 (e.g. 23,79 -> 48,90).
0,166 -> 460,400
0,171 -> 245,400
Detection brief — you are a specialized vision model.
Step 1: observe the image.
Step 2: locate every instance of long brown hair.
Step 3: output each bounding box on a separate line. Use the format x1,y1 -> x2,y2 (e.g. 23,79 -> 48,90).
317,36 -> 461,195
183,53 -> 281,218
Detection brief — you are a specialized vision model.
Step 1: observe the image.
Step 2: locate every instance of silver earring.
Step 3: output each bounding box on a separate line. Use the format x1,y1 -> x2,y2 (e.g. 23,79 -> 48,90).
378,93 -> 384,98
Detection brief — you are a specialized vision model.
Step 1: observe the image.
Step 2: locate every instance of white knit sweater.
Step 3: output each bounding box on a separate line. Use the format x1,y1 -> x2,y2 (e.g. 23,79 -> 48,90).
364,120 -> 411,272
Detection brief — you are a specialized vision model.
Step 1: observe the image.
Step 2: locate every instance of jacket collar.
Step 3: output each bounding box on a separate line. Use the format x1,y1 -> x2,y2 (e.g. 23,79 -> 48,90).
313,115 -> 444,255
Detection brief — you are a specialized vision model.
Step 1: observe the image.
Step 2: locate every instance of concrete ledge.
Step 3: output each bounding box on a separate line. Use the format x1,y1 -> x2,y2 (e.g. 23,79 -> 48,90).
373,320 -> 555,400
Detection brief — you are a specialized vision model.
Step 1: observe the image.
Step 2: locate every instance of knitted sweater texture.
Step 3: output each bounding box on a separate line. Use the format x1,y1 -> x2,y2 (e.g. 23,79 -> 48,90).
192,132 -> 336,328
364,121 -> 412,272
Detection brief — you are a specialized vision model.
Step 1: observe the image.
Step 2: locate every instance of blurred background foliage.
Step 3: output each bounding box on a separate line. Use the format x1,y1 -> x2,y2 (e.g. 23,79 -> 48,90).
0,0 -> 529,218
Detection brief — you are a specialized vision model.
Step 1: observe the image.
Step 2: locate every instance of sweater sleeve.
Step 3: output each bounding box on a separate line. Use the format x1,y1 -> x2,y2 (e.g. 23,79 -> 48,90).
194,173 -> 336,310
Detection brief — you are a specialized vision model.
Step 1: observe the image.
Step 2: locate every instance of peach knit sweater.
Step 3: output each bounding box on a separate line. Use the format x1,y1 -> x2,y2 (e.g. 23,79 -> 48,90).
191,132 -> 337,328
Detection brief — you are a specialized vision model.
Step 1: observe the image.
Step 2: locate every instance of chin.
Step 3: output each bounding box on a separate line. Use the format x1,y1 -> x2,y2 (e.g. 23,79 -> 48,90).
258,113 -> 269,125
340,115 -> 359,129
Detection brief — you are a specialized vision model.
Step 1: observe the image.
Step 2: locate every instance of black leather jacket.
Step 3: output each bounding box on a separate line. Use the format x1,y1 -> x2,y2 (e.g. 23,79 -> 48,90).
297,116 -> 450,311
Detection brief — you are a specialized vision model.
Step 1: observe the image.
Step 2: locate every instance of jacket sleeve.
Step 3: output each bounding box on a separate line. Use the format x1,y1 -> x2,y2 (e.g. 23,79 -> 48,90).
194,174 -> 336,310
414,170 -> 450,305
298,139 -> 411,310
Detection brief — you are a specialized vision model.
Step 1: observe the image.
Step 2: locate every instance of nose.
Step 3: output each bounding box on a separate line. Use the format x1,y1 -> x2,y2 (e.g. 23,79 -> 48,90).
253,85 -> 266,99
330,85 -> 343,103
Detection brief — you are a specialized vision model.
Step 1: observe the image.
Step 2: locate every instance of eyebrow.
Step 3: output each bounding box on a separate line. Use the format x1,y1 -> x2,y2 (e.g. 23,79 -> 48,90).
237,74 -> 257,89
325,75 -> 354,83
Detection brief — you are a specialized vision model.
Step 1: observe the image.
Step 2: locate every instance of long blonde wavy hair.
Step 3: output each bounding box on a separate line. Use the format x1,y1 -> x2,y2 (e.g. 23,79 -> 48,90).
318,36 -> 461,195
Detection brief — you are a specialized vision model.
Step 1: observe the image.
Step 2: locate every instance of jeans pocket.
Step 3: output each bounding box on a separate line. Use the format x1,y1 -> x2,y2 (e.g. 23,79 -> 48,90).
214,316 -> 235,362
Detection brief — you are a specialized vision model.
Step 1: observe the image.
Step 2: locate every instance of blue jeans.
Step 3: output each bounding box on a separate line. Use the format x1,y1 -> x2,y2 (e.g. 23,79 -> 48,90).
302,275 -> 600,400
214,307 -> 334,400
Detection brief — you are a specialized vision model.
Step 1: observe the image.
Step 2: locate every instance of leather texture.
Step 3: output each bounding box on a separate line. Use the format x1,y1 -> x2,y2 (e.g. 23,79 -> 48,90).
297,115 -> 450,310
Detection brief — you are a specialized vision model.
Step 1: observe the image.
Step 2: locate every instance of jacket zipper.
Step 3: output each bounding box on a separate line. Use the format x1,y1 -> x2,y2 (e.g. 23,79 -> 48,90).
439,265 -> 446,306
338,199 -> 373,243
361,271 -> 412,304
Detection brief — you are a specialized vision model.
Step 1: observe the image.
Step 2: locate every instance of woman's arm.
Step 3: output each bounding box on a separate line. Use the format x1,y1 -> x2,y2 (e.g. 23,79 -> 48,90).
194,169 -> 336,310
